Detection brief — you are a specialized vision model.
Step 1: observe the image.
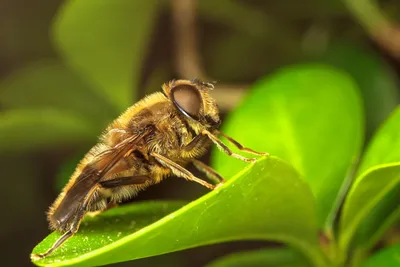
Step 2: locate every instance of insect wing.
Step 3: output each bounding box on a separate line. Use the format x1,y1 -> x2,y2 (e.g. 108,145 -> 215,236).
52,128 -> 153,228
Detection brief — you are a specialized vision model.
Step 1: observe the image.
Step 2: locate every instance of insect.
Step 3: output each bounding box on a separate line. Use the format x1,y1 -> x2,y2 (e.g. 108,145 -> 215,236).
31,79 -> 266,259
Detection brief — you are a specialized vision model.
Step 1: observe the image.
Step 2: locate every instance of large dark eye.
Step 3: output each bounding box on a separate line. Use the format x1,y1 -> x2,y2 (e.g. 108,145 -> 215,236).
171,85 -> 202,118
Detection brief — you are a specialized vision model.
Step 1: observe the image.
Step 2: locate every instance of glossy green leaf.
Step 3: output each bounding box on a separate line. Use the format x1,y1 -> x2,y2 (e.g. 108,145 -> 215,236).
212,64 -> 364,227
0,109 -> 95,153
109,252 -> 184,267
358,107 -> 400,174
339,163 -> 400,252
32,157 -> 325,267
317,42 -> 400,138
348,107 -> 400,251
32,201 -> 185,266
360,244 -> 400,267
52,0 -> 162,110
205,248 -> 311,267
0,60 -> 115,128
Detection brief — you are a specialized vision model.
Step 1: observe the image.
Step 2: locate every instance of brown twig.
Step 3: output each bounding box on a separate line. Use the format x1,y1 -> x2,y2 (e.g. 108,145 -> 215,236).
170,0 -> 247,111
374,25 -> 400,59
170,0 -> 205,78
344,0 -> 400,59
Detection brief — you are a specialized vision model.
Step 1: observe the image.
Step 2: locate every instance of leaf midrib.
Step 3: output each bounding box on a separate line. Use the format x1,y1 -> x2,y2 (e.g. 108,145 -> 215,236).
274,100 -> 305,175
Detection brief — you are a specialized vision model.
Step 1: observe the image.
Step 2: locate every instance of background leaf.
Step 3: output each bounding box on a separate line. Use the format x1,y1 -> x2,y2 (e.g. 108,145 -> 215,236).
342,107 -> 400,255
0,109 -> 95,153
212,64 -> 364,227
52,0 -> 162,110
358,107 -> 400,173
205,248 -> 311,267
32,157 -> 325,267
360,244 -> 400,267
339,163 -> 400,252
316,42 -> 400,138
0,60 -> 115,129
353,203 -> 400,262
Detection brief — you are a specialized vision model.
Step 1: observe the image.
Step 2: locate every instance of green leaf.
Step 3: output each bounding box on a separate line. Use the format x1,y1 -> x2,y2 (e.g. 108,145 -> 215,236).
339,163 -> 400,252
355,187 -> 400,247
358,107 -> 400,174
0,60 -> 115,128
348,107 -> 400,251
52,0 -> 162,110
205,248 -> 311,267
360,244 -> 400,267
32,157 -> 325,267
212,64 -> 364,227
317,42 -> 400,138
352,203 -> 400,264
0,109 -> 95,153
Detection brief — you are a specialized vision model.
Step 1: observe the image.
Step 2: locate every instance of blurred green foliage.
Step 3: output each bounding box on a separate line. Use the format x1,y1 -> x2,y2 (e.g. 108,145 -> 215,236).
0,0 -> 399,267
360,244 -> 400,267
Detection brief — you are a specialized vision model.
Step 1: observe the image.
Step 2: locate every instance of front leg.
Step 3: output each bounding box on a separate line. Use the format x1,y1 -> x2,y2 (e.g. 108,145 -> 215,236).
192,159 -> 225,184
151,152 -> 221,190
202,129 -> 256,163
215,130 -> 269,156
182,134 -> 203,152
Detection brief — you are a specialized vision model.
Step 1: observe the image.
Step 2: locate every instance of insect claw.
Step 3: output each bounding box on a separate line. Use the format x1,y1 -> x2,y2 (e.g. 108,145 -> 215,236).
30,253 -> 44,261
86,210 -> 102,217
214,182 -> 224,190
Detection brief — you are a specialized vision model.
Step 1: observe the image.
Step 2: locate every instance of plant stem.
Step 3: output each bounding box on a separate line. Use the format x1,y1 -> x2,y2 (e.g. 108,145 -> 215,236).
344,0 -> 391,32
344,0 -> 400,59
170,0 -> 248,111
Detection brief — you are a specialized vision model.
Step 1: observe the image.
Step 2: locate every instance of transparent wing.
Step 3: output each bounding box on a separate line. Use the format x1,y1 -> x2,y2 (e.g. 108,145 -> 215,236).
52,127 -> 153,228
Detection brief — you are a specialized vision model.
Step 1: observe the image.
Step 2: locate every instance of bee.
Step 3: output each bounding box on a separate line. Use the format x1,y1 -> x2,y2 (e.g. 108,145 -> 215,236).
31,79 -> 266,259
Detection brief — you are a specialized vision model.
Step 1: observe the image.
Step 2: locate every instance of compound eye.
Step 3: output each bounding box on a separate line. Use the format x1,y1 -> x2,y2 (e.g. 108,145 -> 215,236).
172,84 -> 202,118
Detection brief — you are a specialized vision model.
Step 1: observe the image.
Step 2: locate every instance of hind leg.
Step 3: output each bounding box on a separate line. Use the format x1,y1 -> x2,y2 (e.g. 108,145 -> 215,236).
86,202 -> 118,217
87,175 -> 150,217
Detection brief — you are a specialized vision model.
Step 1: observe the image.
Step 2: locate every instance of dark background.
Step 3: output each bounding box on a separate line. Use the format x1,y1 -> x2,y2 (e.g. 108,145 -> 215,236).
1,0 -> 399,266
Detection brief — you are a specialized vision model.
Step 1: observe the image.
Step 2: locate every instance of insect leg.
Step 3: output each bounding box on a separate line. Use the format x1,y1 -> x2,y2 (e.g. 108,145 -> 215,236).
182,134 -> 203,151
86,201 -> 119,218
31,185 -> 99,259
216,130 -> 269,156
31,228 -> 75,260
31,210 -> 85,259
86,176 -> 150,217
201,129 -> 256,163
99,176 -> 150,188
192,159 -> 225,183
151,152 -> 219,190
